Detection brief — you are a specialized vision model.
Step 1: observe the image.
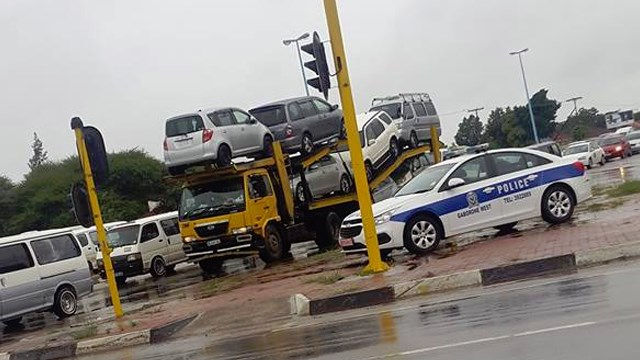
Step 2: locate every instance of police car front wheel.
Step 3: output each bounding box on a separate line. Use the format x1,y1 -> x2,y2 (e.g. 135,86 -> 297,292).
403,214 -> 442,255
541,185 -> 575,224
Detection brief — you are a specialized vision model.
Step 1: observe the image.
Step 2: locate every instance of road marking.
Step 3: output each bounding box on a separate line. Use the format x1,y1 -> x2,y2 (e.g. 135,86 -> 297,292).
367,321 -> 596,359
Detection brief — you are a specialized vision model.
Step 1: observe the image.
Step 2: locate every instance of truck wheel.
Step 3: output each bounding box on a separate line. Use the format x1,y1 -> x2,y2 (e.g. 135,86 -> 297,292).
403,214 -> 442,255
314,212 -> 341,250
150,256 -> 167,278
259,224 -> 286,263
199,258 -> 224,275
53,286 -> 78,319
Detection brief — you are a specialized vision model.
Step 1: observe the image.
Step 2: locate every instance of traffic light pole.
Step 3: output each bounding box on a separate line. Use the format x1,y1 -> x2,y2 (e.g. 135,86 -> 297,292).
322,0 -> 388,273
430,126 -> 441,163
295,41 -> 310,96
72,120 -> 123,318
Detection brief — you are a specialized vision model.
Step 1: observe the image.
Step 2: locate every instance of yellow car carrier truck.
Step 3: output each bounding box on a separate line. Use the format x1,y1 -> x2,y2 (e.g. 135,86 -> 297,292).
171,140 -> 428,274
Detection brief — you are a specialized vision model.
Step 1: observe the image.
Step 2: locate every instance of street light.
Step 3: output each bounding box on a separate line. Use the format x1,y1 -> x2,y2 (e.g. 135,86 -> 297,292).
509,48 -> 539,144
283,32 -> 311,96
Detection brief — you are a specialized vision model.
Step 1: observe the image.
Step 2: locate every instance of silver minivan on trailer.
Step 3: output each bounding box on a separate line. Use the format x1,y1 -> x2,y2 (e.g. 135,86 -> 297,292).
0,229 -> 93,326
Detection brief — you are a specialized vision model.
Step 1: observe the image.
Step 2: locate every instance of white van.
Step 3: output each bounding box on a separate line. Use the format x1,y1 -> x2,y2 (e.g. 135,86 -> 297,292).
73,222 -> 126,273
96,212 -> 186,284
0,229 -> 93,326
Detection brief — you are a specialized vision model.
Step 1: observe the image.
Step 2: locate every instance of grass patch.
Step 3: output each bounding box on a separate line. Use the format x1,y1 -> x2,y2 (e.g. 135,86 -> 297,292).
591,185 -> 608,197
606,180 -> 640,198
585,199 -> 625,212
304,271 -> 345,285
291,249 -> 345,271
199,275 -> 249,298
72,325 -> 97,340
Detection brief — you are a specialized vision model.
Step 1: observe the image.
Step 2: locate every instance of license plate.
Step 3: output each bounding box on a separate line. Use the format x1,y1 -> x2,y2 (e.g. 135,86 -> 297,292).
207,239 -> 221,247
339,238 -> 354,247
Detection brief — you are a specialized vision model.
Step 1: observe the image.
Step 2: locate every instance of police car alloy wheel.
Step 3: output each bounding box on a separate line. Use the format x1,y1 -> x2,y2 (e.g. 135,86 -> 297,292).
403,214 -> 442,255
541,185 -> 575,224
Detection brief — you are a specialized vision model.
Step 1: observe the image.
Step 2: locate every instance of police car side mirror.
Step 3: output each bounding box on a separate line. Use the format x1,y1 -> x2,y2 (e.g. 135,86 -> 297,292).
447,178 -> 466,189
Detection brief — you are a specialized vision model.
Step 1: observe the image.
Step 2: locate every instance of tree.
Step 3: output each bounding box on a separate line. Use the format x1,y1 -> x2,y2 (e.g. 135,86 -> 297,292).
634,112 -> 640,121
555,107 -> 606,141
454,115 -> 483,146
28,132 -> 49,170
482,107 -> 511,148
0,176 -> 15,236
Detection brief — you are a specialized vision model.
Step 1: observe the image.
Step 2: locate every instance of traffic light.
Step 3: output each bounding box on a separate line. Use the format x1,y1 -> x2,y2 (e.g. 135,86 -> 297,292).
70,182 -> 93,227
301,31 -> 330,100
82,125 -> 109,187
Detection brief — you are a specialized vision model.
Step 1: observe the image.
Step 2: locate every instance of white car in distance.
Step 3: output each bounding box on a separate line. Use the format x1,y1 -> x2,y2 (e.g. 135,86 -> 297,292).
563,140 -> 605,168
339,110 -> 400,180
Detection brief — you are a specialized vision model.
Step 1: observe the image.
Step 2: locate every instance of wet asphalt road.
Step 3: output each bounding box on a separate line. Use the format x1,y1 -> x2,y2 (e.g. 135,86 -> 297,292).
77,260 -> 640,360
587,152 -> 640,188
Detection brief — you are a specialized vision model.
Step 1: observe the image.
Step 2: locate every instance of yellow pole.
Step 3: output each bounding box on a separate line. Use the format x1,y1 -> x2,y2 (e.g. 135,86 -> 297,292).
323,0 -> 388,273
72,125 -> 124,318
430,126 -> 441,164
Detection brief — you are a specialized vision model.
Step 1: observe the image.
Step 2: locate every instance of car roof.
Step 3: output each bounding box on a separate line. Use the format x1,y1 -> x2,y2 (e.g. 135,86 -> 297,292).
0,227 -> 80,246
250,96 -> 318,109
355,110 -> 388,130
71,221 -> 127,234
439,147 -> 558,166
166,107 -> 238,121
110,212 -> 179,230
568,141 -> 589,147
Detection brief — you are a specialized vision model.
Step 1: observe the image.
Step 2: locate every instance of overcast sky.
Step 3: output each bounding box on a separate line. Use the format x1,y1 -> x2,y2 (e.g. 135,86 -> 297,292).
2,0 -> 639,181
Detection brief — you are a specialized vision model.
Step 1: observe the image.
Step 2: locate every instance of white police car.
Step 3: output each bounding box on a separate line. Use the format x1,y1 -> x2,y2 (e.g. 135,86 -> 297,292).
339,149 -> 591,255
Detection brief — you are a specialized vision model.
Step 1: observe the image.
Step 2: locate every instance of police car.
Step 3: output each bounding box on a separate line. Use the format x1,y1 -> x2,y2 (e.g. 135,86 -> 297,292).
339,148 -> 591,255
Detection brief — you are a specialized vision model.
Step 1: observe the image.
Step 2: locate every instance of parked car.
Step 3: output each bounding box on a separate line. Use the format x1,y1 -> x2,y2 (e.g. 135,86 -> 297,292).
615,126 -> 633,135
526,141 -> 563,157
562,140 -> 605,168
369,93 -> 441,148
292,154 -> 351,203
249,96 -> 343,155
163,107 -> 273,175
338,110 -> 401,180
627,131 -> 640,154
0,229 -> 93,326
74,221 -> 126,272
339,149 -> 590,256
597,134 -> 632,159
96,212 -> 186,285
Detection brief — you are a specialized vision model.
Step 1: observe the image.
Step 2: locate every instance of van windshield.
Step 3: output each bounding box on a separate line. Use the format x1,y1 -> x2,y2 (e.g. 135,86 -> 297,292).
107,225 -> 140,248
249,105 -> 286,126
180,178 -> 246,221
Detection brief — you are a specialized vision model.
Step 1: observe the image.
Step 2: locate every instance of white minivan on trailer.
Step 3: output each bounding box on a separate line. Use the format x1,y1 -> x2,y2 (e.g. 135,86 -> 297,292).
0,229 -> 93,326
96,212 -> 187,284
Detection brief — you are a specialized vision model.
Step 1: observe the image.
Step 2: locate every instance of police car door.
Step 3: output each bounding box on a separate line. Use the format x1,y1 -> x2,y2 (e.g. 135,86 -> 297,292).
439,155 -> 500,235
487,151 -> 547,223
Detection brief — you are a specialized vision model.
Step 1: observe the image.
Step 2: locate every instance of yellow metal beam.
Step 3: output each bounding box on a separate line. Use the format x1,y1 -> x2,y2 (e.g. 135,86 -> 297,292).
323,0 -> 388,273
273,142 -> 294,221
369,145 -> 429,189
300,139 -> 348,169
430,126 -> 442,163
308,193 -> 357,210
72,125 -> 123,319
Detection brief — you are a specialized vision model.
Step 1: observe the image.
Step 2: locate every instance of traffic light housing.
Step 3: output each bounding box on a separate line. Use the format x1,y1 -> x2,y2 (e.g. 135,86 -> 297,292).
301,31 -> 330,100
70,182 -> 93,227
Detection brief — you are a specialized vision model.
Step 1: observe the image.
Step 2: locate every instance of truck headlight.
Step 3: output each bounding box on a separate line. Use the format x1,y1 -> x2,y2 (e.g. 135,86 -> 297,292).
374,209 -> 399,225
183,236 -> 196,243
232,227 -> 249,234
126,253 -> 142,262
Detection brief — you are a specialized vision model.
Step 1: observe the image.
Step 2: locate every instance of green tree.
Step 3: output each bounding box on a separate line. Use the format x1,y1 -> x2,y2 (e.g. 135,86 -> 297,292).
28,132 -> 49,170
0,176 -> 16,236
555,107 -> 607,141
634,112 -> 640,121
482,107 -> 511,148
454,115 -> 483,146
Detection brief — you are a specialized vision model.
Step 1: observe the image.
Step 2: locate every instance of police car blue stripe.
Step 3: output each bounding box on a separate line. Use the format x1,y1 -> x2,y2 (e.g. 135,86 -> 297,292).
390,163 -> 583,223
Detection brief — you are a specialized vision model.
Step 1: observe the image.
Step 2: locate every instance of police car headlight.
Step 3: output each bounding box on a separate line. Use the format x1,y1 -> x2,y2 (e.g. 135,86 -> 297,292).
374,209 -> 398,225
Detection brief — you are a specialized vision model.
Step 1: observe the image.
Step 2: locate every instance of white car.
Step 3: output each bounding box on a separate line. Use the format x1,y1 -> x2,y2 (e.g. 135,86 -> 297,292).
339,110 -> 400,180
615,126 -> 633,135
562,140 -> 605,168
627,130 -> 640,154
164,107 -> 273,175
339,149 -> 591,256
73,221 -> 126,272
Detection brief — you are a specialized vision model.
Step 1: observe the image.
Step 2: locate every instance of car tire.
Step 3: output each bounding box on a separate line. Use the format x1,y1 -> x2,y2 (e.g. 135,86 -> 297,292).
295,184 -> 306,203
259,224 -> 287,263
216,144 -> 232,167
339,174 -> 351,194
301,133 -> 314,156
53,286 -> 78,319
3,317 -> 22,327
150,256 -> 167,278
199,258 -> 224,275
314,212 -> 341,250
365,161 -> 374,182
600,156 -> 606,166
494,222 -> 518,232
409,132 -> 419,149
403,214 -> 442,255
587,159 -> 592,169
541,185 -> 575,224
389,137 -> 399,160
262,135 -> 274,157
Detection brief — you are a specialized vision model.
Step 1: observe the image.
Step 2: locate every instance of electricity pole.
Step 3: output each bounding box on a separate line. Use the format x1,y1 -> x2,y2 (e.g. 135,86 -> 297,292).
565,96 -> 583,117
466,107 -> 484,118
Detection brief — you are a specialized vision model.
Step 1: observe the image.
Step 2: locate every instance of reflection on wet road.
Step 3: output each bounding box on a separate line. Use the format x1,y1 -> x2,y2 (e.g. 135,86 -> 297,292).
78,261 -> 640,360
587,154 -> 640,188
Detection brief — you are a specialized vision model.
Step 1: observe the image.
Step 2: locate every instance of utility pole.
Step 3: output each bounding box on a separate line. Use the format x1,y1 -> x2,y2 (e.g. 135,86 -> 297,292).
466,107 -> 484,118
283,33 -> 311,96
510,48 -> 539,144
565,96 -> 583,117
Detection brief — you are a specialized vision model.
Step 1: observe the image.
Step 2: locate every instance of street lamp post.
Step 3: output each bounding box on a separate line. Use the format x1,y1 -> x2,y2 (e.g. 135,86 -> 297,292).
283,33 -> 310,96
509,48 -> 539,144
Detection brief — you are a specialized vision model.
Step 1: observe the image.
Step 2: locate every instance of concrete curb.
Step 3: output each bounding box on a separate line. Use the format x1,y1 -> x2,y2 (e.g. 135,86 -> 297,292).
4,314 -> 197,360
293,241 -> 640,316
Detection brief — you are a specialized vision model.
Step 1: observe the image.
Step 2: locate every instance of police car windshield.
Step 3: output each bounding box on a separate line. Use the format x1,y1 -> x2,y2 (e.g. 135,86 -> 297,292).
395,163 -> 455,196
564,144 -> 588,155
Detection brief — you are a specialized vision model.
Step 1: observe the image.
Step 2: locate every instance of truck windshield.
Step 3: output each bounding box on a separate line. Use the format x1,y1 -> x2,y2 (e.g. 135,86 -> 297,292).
107,225 -> 140,248
180,178 -> 246,221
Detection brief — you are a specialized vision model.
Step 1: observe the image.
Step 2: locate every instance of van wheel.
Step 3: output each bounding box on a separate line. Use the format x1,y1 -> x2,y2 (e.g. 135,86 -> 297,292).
53,286 -> 78,318
542,185 -> 575,224
314,212 -> 341,250
301,133 -> 314,155
339,174 -> 351,194
389,137 -> 399,160
199,258 -> 224,275
216,144 -> 232,167
410,132 -> 419,148
3,317 -> 22,327
403,214 -> 442,255
150,257 -> 167,278
259,224 -> 286,263
262,135 -> 274,157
